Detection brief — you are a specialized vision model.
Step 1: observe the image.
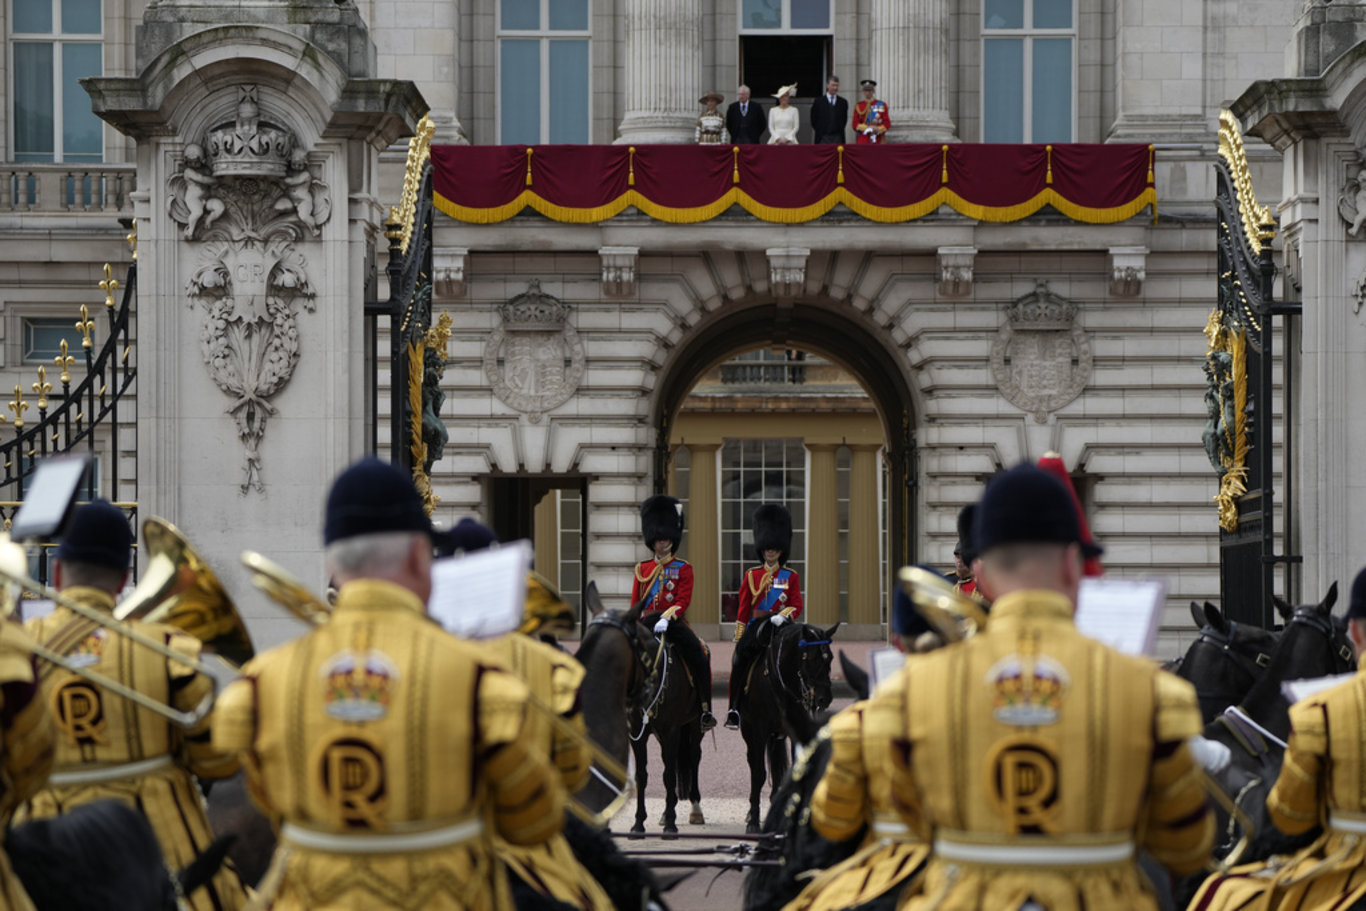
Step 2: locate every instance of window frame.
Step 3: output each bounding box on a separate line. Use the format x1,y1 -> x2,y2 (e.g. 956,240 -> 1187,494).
979,0 -> 1077,143
495,0 -> 592,145
8,0 -> 105,164
737,0 -> 834,34
21,314 -> 84,363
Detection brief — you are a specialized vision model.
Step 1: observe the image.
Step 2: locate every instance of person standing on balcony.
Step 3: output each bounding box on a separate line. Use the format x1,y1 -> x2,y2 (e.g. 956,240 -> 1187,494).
768,84 -> 801,145
726,85 -> 766,144
852,79 -> 890,144
696,92 -> 729,145
810,76 -> 848,144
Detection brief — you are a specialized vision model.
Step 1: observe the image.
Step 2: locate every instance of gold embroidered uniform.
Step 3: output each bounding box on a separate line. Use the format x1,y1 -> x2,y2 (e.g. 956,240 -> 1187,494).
0,620 -> 56,911
17,586 -> 245,911
1190,667 -> 1366,910
213,580 -> 565,911
790,696 -> 929,911
837,591 -> 1212,911
483,632 -> 611,911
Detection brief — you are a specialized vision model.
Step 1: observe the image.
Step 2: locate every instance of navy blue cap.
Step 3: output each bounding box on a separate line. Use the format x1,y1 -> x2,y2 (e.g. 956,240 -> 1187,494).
323,458 -> 430,546
891,564 -> 942,638
434,517 -> 498,558
55,499 -> 133,572
973,463 -> 1104,559
1349,567 -> 1366,621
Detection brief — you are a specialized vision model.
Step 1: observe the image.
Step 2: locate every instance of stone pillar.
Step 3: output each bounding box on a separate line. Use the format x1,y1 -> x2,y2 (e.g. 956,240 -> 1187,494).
684,443 -> 720,629
616,0 -> 701,144
873,0 -> 956,142
806,444 -> 840,626
847,445 -> 881,627
533,491 -> 559,585
85,2 -> 423,649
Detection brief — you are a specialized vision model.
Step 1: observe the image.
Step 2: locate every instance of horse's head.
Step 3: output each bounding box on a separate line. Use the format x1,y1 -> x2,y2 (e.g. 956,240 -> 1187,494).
1177,600 -> 1279,723
789,622 -> 839,713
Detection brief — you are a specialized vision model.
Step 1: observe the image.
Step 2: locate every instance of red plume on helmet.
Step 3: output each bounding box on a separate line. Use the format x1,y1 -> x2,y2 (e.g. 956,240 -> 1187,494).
1036,452 -> 1105,577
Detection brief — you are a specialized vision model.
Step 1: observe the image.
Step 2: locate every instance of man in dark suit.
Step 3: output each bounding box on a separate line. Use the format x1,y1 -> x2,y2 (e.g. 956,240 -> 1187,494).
810,76 -> 848,144
726,84 -> 766,144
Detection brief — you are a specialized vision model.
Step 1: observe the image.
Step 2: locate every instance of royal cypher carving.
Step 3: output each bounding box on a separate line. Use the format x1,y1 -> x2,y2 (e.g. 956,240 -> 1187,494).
169,87 -> 332,492
484,280 -> 584,423
989,282 -> 1093,423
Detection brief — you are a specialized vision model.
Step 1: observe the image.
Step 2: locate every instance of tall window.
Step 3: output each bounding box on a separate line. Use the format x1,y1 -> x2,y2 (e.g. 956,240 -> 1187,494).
10,0 -> 103,162
738,0 -> 832,103
982,0 -> 1074,143
719,438 -> 807,622
498,0 -> 590,145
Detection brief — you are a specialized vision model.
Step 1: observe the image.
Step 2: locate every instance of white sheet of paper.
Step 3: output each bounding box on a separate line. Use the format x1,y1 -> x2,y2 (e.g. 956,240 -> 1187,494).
427,540 -> 531,639
1282,672 -> 1357,705
868,646 -> 906,695
1074,577 -> 1168,656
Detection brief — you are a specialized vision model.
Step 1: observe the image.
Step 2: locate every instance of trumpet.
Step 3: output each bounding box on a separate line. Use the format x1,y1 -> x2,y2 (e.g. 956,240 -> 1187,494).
897,565 -> 990,643
242,551 -> 635,828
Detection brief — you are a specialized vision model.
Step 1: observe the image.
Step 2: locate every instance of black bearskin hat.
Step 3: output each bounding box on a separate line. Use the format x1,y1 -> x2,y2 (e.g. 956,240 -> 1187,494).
752,503 -> 793,565
955,503 -> 978,567
641,495 -> 684,552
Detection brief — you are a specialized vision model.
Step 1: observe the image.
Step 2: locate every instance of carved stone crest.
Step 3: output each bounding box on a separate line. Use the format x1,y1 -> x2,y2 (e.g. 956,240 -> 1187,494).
989,282 -> 1093,423
1338,158 -> 1366,237
484,280 -> 584,423
170,85 -> 332,492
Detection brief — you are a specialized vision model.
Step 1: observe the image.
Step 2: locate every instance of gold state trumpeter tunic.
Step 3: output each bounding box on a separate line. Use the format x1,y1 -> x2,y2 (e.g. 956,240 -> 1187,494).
0,620 -> 56,911
214,580 -> 565,911
17,586 -> 245,911
1190,666 -> 1366,910
790,695 -> 930,911
842,591 -> 1212,911
483,632 -> 612,910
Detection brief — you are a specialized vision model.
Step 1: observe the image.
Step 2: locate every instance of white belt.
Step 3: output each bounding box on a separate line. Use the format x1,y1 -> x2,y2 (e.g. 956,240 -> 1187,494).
1329,813 -> 1366,834
47,755 -> 174,787
872,819 -> 914,840
934,835 -> 1134,867
281,818 -> 484,855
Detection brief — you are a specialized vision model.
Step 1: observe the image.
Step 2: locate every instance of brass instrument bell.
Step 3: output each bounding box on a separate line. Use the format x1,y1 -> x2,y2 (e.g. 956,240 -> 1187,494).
897,565 -> 989,643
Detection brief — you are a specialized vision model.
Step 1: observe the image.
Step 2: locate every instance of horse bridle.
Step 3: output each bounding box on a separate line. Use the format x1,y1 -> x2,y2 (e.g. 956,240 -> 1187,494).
1189,622 -> 1274,699
1286,605 -> 1356,671
773,626 -> 831,714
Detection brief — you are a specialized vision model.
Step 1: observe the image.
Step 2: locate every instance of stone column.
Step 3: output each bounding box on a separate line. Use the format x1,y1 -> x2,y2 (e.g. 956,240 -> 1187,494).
847,445 -> 881,627
806,444 -> 840,626
616,0 -> 701,144
533,491 -> 559,585
684,443 -> 720,630
873,0 -> 956,142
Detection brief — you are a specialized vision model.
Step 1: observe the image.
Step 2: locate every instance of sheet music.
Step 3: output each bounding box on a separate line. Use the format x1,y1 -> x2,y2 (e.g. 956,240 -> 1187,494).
1074,577 -> 1168,656
1283,672 -> 1357,705
427,540 -> 531,640
868,646 -> 906,695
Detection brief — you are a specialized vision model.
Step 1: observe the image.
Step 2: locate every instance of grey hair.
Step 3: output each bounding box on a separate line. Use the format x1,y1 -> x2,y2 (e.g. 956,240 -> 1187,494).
737,84 -> 751,94
325,531 -> 424,578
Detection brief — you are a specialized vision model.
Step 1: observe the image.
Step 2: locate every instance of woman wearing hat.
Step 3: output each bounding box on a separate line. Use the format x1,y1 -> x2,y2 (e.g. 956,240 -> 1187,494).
695,92 -> 729,145
767,84 -> 800,145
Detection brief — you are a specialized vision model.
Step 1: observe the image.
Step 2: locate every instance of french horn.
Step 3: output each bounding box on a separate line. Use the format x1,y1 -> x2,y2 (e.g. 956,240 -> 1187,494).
897,565 -> 989,643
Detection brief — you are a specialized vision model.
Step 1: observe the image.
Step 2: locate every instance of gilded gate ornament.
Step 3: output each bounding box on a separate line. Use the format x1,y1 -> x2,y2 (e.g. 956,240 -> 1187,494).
170,86 -> 332,492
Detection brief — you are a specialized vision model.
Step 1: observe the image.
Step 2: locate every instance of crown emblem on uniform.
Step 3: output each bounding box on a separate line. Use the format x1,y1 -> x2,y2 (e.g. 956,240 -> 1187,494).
204,86 -> 294,179
66,629 -> 108,669
319,648 -> 399,722
499,280 -> 570,332
985,650 -> 1070,726
1006,282 -> 1078,331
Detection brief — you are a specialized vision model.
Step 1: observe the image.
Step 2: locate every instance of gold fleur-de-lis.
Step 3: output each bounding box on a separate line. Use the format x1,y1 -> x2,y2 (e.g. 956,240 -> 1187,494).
31,366 -> 51,410
55,339 -> 74,385
125,222 -> 138,261
76,303 -> 95,349
2,386 -> 28,430
100,263 -> 119,310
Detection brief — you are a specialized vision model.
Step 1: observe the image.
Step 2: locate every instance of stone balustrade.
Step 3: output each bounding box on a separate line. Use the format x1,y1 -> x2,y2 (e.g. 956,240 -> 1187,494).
0,164 -> 135,213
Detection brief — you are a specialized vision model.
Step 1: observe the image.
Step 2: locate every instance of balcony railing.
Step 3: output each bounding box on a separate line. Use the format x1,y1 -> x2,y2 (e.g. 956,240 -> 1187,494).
720,363 -> 807,385
1,164 -> 135,214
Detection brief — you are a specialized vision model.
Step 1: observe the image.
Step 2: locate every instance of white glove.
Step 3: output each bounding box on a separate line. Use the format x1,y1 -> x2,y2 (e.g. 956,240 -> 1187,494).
653,617 -> 669,634
769,614 -> 788,627
1187,735 -> 1231,773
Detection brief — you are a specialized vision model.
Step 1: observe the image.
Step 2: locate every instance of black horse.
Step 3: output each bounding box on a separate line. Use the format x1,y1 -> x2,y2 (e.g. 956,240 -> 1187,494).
1174,600 -> 1283,724
736,619 -> 840,833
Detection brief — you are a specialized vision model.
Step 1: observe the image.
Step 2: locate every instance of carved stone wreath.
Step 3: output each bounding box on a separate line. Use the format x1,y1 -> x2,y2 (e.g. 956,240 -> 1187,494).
989,283 -> 1093,423
483,280 -> 585,422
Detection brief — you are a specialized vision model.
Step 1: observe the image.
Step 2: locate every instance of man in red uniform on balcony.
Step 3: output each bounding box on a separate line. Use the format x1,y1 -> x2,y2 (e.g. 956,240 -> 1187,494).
852,79 -> 889,144
631,495 -> 716,732
725,503 -> 803,730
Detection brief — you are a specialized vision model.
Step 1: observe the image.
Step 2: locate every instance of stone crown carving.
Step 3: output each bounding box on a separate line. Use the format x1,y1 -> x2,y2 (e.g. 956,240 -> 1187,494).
205,87 -> 293,178
1005,289 -> 1078,331
990,282 -> 1093,424
500,279 -> 570,331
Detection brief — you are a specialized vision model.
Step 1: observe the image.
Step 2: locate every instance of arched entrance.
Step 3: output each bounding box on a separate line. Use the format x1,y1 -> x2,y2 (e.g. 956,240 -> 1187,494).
652,298 -> 919,636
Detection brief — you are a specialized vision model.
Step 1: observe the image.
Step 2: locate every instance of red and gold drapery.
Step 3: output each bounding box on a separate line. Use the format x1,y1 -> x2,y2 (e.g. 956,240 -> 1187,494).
432,143 -> 1155,225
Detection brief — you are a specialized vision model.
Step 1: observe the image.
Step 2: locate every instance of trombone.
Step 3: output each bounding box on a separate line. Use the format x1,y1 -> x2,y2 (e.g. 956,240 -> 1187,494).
242,550 -> 635,828
897,565 -> 989,643
0,519 -> 252,728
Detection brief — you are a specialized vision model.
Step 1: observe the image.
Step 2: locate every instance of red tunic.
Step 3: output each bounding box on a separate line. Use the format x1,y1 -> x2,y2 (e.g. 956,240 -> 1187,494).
630,557 -> 694,617
736,565 -> 803,626
852,99 -> 890,144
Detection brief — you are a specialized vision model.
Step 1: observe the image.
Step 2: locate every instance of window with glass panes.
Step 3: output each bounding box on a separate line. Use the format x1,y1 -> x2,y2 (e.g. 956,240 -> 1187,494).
719,439 -> 806,622
982,0 -> 1074,143
497,0 -> 590,145
22,315 -> 82,362
9,0 -> 103,163
738,0 -> 832,105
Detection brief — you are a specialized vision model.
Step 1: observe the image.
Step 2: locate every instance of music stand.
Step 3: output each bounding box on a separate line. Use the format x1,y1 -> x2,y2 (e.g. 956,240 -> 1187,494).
9,453 -> 93,542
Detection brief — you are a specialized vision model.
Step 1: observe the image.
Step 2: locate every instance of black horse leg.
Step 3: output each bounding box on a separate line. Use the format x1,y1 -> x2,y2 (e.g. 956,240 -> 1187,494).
684,723 -> 705,825
659,731 -> 679,836
629,733 -> 650,836
745,730 -> 768,834
767,735 -> 789,803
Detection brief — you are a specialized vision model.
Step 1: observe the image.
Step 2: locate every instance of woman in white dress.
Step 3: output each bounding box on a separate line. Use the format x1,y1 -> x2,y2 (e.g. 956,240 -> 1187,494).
695,91 -> 729,144
767,84 -> 799,145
